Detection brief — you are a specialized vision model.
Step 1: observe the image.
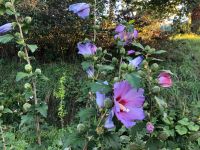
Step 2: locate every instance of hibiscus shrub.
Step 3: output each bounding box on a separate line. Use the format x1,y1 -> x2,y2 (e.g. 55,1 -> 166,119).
62,3 -> 176,149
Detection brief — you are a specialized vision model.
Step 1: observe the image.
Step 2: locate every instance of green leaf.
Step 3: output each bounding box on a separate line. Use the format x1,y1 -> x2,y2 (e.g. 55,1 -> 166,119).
98,64 -> 114,71
27,44 -> 38,53
155,96 -> 167,112
90,81 -> 111,94
125,73 -> 141,88
178,118 -> 190,126
153,50 -> 167,54
77,108 -> 95,122
197,137 -> 200,146
20,114 -> 34,127
0,92 -> 4,96
16,72 -> 29,82
35,102 -> 48,117
0,34 -> 14,44
175,125 -> 188,135
81,61 -> 92,70
128,20 -> 135,24
132,42 -> 144,50
3,108 -> 12,113
103,133 -> 121,150
188,122 -> 199,131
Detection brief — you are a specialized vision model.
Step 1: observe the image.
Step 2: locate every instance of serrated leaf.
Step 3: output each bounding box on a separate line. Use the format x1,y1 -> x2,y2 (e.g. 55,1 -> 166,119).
175,125 -> 188,135
178,118 -> 190,126
35,102 -> 48,117
103,133 -> 121,150
0,34 -> 14,44
77,108 -> 95,122
125,73 -> 141,88
188,123 -> 199,132
20,114 -> 34,127
16,72 -> 29,82
27,44 -> 38,53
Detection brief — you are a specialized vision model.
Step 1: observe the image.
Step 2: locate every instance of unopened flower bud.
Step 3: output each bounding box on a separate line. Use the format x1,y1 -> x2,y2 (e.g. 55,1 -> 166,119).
23,103 -> 31,111
128,64 -> 134,72
93,56 -> 98,61
25,16 -> 32,24
152,86 -> 160,93
103,50 -> 107,54
96,127 -> 104,135
114,77 -> 119,82
0,105 -> 4,111
121,63 -> 127,70
120,135 -> 130,143
5,2 -> 12,8
120,48 -> 125,55
77,123 -> 85,133
35,68 -> 41,74
18,51 -> 25,58
151,63 -> 159,70
24,83 -> 32,89
25,64 -> 32,72
112,57 -> 118,64
104,98 -> 113,109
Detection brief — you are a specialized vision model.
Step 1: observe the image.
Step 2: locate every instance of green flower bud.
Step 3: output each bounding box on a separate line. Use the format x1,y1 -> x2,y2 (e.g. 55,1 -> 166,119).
97,47 -> 102,52
114,77 -> 119,82
151,63 -> 159,70
103,50 -> 107,54
25,64 -> 32,72
120,48 -> 125,55
121,63 -> 127,70
23,103 -> 31,111
120,135 -> 130,143
152,86 -> 160,93
104,98 -> 113,109
0,105 -> 4,111
93,56 -> 98,61
158,132 -> 169,141
5,2 -> 12,8
77,123 -> 86,133
35,68 -> 42,74
137,70 -> 144,76
112,57 -> 118,64
18,51 -> 25,58
25,16 -> 32,24
24,83 -> 32,89
94,25 -> 100,30
128,64 -> 134,72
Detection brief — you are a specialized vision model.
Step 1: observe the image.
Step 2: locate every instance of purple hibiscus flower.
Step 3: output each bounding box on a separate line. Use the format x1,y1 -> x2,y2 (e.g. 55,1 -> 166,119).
129,55 -> 144,69
86,66 -> 94,78
0,23 -> 12,34
77,42 -> 97,56
127,50 -> 135,55
69,3 -> 90,19
113,81 -> 145,128
115,24 -> 125,33
95,81 -> 108,108
104,110 -> 115,129
133,29 -> 138,39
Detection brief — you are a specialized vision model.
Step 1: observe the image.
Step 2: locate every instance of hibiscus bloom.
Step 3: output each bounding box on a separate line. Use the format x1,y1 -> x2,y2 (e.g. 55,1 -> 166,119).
0,23 -> 12,34
86,66 -> 94,78
158,72 -> 172,88
133,29 -> 138,39
77,42 -> 97,56
95,81 -> 108,108
146,122 -> 154,133
104,110 -> 115,129
69,3 -> 90,19
113,81 -> 145,128
115,24 -> 125,33
129,55 -> 144,69
127,50 -> 135,55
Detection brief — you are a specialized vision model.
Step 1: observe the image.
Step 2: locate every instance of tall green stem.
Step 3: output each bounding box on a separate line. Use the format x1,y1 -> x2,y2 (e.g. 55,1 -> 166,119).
12,0 -> 41,145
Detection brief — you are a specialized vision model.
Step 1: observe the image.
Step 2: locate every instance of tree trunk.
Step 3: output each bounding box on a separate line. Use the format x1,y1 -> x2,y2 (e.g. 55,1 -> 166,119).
191,4 -> 200,33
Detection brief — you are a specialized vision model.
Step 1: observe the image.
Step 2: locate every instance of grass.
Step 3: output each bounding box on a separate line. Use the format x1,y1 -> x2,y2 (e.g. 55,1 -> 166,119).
160,33 -> 200,118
